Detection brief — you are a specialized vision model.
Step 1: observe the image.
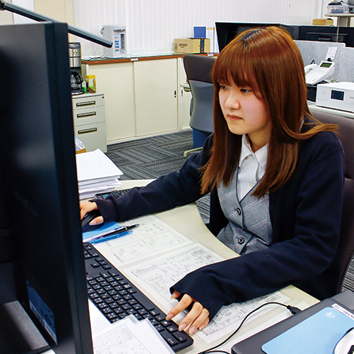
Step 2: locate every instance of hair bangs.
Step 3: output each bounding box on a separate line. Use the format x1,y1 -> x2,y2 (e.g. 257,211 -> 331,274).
212,42 -> 261,96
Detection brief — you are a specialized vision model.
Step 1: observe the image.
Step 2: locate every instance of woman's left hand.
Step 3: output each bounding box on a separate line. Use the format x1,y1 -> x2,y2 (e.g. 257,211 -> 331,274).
166,290 -> 210,334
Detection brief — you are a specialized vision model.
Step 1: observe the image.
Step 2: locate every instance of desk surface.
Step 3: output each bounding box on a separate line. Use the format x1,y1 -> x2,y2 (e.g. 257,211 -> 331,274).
308,102 -> 354,119
44,180 -> 318,354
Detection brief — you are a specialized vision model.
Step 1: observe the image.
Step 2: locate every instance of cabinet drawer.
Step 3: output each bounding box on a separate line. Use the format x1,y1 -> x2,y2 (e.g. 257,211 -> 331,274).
73,105 -> 105,126
72,94 -> 105,109
74,121 -> 107,153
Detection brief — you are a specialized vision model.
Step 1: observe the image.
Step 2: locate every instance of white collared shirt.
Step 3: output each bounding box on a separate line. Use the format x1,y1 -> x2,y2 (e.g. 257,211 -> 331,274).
237,135 -> 268,200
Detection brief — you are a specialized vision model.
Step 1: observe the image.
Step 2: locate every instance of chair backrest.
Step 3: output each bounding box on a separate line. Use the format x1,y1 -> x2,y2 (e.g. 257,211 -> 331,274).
309,107 -> 354,292
183,55 -> 216,134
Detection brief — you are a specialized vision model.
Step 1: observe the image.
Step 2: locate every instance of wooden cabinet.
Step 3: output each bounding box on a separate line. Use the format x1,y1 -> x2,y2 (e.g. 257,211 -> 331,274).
85,56 -> 190,142
86,62 -> 136,142
134,59 -> 178,136
177,57 -> 192,130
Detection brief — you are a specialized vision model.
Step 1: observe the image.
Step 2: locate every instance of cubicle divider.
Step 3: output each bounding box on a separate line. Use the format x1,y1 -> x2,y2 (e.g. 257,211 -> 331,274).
295,40 -> 345,79
295,40 -> 354,83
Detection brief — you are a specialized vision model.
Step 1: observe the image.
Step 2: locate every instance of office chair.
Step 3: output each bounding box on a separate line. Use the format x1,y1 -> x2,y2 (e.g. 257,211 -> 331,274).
309,107 -> 354,293
183,54 -> 216,157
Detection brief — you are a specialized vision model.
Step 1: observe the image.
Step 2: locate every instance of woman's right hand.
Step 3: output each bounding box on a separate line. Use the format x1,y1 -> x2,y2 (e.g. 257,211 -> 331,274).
80,201 -> 104,225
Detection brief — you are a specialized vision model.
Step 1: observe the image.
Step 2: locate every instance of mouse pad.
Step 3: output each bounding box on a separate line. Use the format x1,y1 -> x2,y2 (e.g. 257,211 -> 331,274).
82,221 -> 120,240
262,307 -> 354,354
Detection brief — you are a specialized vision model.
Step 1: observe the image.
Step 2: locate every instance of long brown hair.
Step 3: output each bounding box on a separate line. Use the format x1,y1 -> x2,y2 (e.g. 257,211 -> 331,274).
201,26 -> 337,196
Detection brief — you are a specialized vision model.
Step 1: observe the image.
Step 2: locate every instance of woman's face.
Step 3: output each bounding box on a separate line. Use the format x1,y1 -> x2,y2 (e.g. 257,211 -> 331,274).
218,80 -> 271,152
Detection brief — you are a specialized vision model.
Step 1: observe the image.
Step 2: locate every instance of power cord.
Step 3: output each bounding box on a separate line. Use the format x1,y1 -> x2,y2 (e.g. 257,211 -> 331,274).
198,301 -> 302,354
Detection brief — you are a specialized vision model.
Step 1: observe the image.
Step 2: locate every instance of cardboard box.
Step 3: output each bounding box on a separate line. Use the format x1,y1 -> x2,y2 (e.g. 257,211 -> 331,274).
174,38 -> 210,54
312,18 -> 334,26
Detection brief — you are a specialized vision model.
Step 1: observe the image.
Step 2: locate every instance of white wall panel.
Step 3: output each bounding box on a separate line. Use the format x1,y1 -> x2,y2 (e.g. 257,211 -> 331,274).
74,0 -> 319,57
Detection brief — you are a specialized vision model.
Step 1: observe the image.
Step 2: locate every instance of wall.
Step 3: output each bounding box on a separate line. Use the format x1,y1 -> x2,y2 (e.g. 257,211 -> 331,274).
0,0 -> 325,55
73,0 -> 321,57
34,0 -> 74,25
0,0 -> 73,25
0,0 -> 14,24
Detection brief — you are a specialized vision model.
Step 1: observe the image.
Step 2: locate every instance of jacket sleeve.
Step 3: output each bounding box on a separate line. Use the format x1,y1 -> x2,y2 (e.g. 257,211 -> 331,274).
94,136 -> 213,222
171,132 -> 345,320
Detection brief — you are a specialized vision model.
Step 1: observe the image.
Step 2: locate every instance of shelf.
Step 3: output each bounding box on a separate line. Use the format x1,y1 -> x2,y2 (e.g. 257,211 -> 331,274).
325,13 -> 354,26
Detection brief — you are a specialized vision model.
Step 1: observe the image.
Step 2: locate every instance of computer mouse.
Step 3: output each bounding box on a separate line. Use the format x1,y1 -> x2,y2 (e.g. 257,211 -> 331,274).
334,327 -> 354,354
81,209 -> 102,232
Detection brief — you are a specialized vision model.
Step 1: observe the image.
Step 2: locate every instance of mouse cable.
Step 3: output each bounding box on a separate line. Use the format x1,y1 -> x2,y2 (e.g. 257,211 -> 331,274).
197,301 -> 302,354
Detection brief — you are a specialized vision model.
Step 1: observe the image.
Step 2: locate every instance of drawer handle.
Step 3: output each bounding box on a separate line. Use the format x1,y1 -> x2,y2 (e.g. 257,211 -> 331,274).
76,100 -> 96,107
78,128 -> 97,135
77,112 -> 97,118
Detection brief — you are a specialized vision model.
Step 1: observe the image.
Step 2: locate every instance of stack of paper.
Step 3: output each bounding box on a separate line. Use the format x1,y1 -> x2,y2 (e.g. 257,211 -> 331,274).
76,149 -> 123,199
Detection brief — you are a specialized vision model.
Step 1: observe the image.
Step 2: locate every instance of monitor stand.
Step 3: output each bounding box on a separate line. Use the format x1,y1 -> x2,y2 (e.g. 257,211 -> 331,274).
0,301 -> 49,354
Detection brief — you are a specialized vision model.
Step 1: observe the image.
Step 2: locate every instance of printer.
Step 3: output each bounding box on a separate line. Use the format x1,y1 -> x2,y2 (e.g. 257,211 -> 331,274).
316,82 -> 354,112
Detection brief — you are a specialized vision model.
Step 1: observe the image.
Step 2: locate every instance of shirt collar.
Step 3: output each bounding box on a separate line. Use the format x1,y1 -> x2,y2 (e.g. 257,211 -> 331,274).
239,134 -> 268,169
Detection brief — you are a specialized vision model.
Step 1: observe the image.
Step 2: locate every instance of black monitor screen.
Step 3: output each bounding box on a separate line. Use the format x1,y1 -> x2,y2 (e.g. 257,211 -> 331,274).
298,25 -> 354,46
216,22 -> 297,52
0,22 -> 93,354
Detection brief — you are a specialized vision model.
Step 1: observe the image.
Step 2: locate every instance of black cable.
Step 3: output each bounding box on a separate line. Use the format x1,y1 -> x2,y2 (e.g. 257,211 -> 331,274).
198,301 -> 302,354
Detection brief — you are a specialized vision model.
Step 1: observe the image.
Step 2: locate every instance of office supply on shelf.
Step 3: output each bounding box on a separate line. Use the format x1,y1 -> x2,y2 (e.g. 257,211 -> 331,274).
76,148 -> 123,199
92,314 -> 174,354
83,243 -> 194,352
101,25 -> 126,58
88,224 -> 139,244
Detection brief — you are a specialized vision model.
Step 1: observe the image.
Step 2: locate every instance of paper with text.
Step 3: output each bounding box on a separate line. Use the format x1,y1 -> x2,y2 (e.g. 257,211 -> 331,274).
123,243 -> 290,343
93,315 -> 174,354
95,214 -> 193,266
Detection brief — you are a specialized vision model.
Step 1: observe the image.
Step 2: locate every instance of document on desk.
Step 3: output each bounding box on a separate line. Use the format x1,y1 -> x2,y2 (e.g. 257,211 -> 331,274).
95,214 -> 193,266
95,213 -> 291,345
124,243 -> 290,344
93,315 -> 174,354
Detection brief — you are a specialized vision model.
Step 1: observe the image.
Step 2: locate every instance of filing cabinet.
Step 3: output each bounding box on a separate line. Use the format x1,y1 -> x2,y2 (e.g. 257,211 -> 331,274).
72,92 -> 107,152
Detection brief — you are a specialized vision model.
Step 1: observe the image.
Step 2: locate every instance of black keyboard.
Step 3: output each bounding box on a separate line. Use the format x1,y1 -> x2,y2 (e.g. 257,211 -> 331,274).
95,188 -> 132,200
83,243 -> 194,352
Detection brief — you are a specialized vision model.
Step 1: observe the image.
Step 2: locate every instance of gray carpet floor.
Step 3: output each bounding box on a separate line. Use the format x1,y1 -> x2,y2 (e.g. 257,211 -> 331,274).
106,130 -> 353,294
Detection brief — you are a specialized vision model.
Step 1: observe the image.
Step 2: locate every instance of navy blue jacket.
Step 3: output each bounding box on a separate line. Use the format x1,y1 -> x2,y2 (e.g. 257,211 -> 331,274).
96,129 -> 344,319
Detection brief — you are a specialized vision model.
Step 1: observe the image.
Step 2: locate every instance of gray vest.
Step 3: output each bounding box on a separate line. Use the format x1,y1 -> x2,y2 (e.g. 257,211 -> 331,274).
217,171 -> 272,255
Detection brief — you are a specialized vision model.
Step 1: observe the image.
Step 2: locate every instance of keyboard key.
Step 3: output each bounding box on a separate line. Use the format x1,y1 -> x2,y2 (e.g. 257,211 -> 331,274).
160,331 -> 179,346
166,323 -> 179,332
173,331 -> 189,343
132,292 -> 156,311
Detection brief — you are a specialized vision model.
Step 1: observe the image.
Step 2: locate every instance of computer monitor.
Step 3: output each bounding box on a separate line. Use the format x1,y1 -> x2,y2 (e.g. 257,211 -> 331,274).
216,22 -> 297,52
0,22 -> 93,354
298,25 -> 354,47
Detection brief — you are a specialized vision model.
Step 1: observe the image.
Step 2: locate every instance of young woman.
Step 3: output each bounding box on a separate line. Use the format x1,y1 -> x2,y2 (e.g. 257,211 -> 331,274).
80,27 -> 344,334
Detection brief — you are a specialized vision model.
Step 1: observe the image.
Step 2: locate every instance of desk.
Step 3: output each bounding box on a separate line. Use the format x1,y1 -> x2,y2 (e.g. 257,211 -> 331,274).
44,180 -> 318,354
309,102 -> 354,120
